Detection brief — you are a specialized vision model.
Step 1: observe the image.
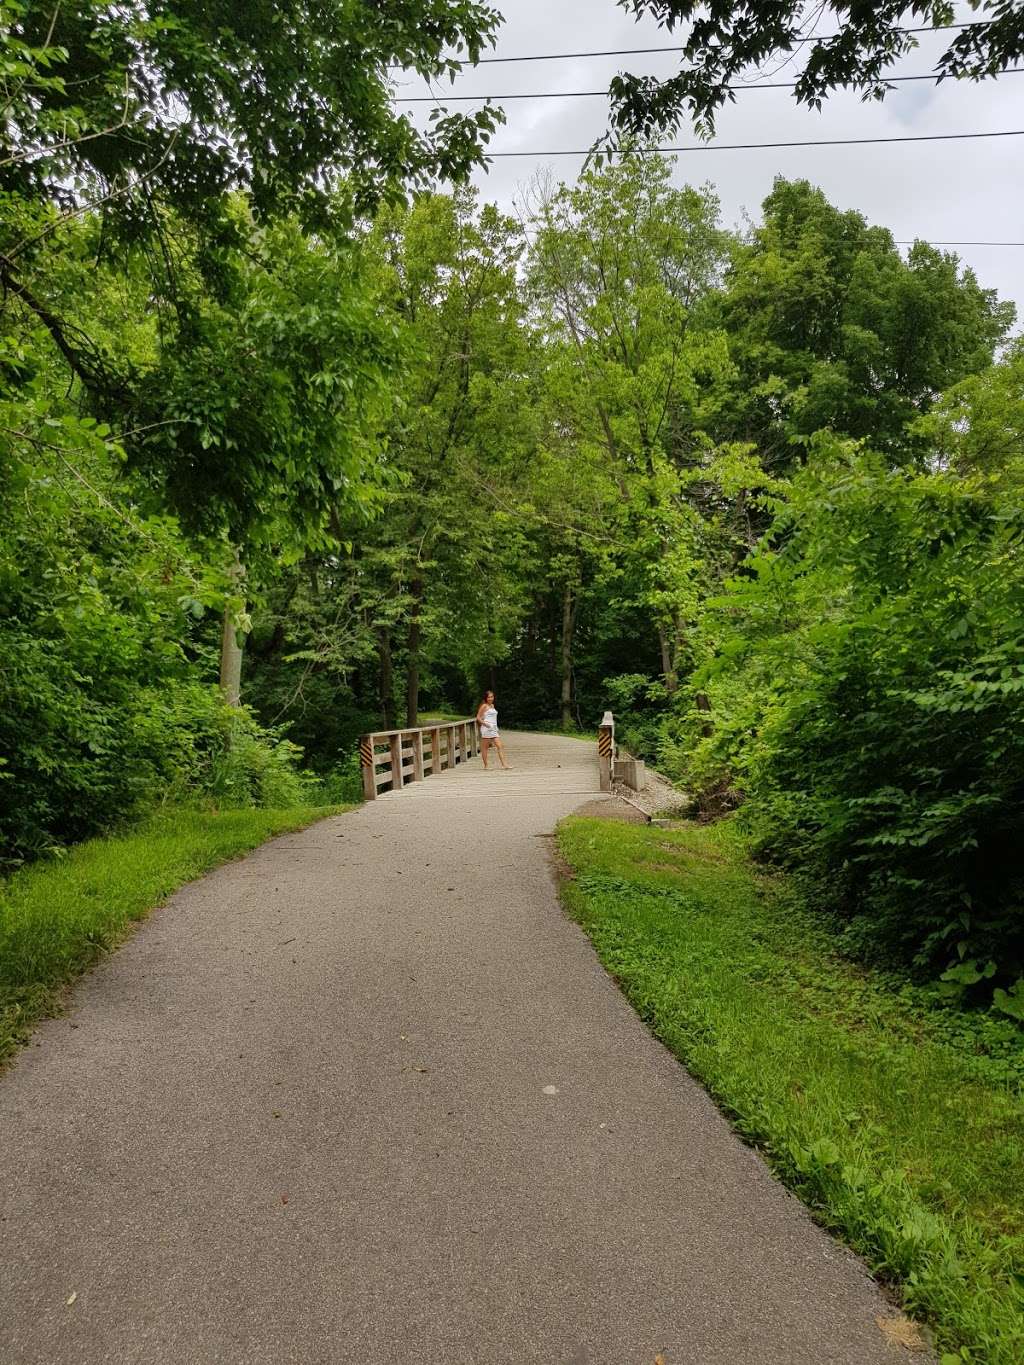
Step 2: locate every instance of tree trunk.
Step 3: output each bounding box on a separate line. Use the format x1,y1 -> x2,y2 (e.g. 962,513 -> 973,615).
405,575 -> 423,728
695,689 -> 713,738
377,629 -> 396,730
658,625 -> 678,694
219,610 -> 244,706
219,549 -> 246,706
560,583 -> 575,730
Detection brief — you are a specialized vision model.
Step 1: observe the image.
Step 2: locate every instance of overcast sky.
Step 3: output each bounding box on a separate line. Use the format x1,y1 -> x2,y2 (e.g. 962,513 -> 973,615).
395,1 -> 1024,329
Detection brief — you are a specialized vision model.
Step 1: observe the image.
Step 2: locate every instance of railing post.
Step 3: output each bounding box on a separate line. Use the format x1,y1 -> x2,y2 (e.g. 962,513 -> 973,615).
411,730 -> 424,782
389,732 -> 404,791
430,727 -> 440,776
598,711 -> 615,792
360,733 -> 377,801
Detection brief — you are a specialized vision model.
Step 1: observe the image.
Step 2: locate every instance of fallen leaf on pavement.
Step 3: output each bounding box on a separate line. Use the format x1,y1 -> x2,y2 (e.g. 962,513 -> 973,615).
876,1316 -> 927,1350
66,1292 -> 77,1306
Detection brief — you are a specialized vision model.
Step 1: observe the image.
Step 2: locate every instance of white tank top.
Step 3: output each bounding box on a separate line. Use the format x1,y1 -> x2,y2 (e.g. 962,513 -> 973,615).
480,705 -> 498,735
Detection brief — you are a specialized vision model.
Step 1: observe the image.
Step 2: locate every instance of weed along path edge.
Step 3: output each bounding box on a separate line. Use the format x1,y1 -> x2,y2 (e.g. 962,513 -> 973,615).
0,732 -> 918,1364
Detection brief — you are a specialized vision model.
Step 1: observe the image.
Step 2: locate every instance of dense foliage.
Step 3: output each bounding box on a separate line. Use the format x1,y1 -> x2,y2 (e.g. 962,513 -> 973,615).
1,0 -> 503,215
687,415 -> 1024,988
1,0 -> 507,862
1,0 -> 1020,1001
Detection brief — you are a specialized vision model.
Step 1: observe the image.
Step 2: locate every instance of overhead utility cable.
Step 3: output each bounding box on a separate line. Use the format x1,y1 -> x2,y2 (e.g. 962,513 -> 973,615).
480,128 -> 1024,157
419,22 -> 982,67
894,240 -> 1024,247
397,69 -> 1023,101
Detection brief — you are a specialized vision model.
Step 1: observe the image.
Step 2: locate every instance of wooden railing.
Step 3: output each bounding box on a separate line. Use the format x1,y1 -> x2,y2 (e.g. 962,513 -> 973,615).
359,717 -> 480,801
598,710 -> 615,792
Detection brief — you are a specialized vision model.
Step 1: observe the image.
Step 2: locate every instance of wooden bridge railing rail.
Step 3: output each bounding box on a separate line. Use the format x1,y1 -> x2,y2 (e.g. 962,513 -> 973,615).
359,717 -> 480,801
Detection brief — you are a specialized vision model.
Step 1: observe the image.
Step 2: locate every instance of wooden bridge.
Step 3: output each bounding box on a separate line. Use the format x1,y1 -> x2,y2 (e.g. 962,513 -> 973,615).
359,712 -> 617,800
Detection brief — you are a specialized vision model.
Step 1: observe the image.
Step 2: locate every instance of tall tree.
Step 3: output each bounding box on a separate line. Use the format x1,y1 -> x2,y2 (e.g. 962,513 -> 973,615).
244,189 -> 538,736
716,178 -> 1015,466
368,190 -> 535,725
1,0 -> 505,599
527,153 -> 744,699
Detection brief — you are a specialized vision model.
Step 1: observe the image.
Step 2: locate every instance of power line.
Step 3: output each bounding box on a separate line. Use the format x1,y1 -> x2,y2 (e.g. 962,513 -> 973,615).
425,21 -> 980,67
481,128 -> 1024,157
397,69 -> 1023,102
895,240 -> 1024,247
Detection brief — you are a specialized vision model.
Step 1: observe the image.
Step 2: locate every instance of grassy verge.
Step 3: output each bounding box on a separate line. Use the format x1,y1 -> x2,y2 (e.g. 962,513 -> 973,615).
558,815 -> 1024,1364
0,804 -> 345,1064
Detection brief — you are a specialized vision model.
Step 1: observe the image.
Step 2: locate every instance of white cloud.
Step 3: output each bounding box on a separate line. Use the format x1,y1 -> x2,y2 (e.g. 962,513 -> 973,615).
398,0 -> 1024,328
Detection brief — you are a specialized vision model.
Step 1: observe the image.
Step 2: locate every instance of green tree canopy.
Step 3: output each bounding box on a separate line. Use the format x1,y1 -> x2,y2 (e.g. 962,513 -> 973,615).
608,2 -> 1024,138
716,178 -> 1015,464
2,0 -> 504,217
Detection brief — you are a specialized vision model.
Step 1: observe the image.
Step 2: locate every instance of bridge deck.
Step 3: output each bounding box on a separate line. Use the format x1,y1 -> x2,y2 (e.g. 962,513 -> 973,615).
376,728 -> 602,802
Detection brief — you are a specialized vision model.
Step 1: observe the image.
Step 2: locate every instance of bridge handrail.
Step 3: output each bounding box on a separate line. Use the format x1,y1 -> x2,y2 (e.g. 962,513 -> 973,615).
359,717 -> 479,801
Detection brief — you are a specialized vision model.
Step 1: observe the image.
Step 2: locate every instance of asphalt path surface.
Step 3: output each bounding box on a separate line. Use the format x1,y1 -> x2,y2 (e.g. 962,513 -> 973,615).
0,732 -> 918,1363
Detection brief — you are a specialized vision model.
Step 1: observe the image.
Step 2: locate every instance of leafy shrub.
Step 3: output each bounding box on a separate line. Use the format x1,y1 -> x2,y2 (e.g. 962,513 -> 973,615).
684,414 -> 1024,984
0,428 -> 315,865
203,709 -> 313,810
601,672 -> 669,763
306,752 -> 364,805
0,633 -> 314,862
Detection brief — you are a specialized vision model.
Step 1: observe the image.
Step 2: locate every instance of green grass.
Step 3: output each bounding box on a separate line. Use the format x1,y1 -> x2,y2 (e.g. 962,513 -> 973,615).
558,815 -> 1024,1364
517,720 -> 597,740
0,804 -> 344,1064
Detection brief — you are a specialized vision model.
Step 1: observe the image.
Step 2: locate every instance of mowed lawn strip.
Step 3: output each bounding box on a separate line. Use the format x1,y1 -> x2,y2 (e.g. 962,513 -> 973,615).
0,805 -> 345,1064
558,816 -> 1024,1365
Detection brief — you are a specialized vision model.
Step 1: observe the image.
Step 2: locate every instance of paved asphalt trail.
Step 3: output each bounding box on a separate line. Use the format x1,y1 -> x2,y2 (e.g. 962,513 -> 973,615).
0,733 -> 915,1364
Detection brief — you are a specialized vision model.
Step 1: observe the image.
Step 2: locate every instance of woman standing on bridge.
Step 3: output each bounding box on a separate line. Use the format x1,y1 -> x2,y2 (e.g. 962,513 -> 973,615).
477,690 -> 512,770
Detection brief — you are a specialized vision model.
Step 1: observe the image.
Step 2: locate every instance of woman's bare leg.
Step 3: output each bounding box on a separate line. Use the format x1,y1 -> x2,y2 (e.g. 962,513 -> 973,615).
494,738 -> 511,769
481,738 -> 491,769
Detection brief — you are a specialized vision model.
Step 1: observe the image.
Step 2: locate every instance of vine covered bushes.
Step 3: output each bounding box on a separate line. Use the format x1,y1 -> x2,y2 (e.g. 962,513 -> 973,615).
680,349 -> 1024,991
